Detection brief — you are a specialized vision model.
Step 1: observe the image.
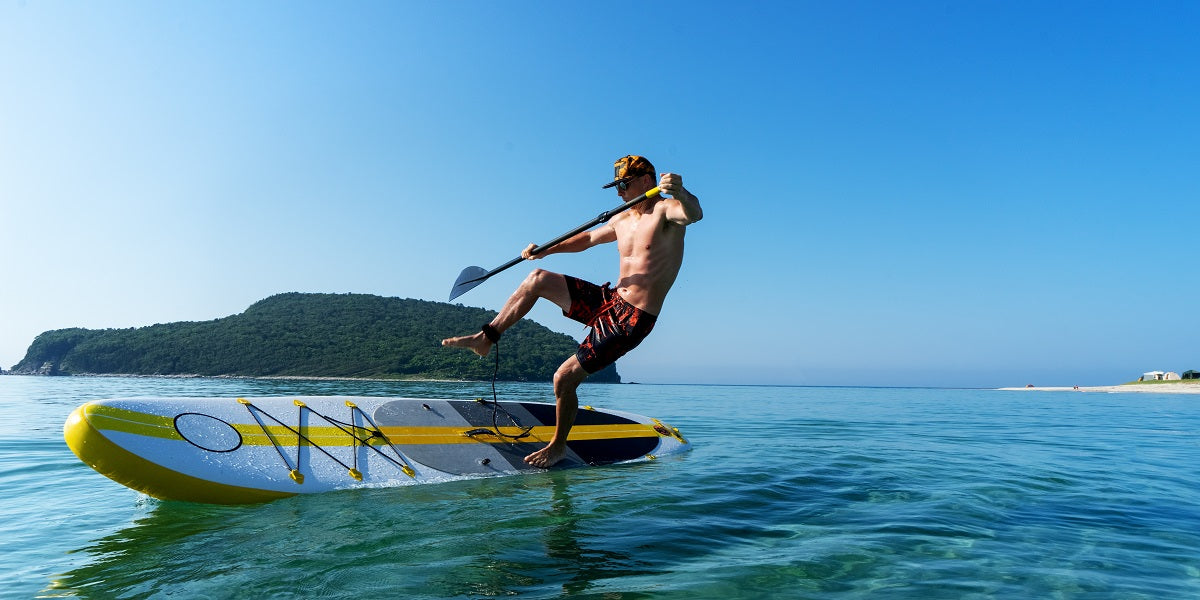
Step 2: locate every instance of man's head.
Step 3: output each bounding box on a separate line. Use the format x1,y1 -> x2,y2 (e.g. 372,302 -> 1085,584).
602,155 -> 656,197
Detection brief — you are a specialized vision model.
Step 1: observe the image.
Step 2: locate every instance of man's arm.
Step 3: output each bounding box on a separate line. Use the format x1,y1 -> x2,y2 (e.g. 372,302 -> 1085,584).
522,225 -> 617,260
660,173 -> 703,225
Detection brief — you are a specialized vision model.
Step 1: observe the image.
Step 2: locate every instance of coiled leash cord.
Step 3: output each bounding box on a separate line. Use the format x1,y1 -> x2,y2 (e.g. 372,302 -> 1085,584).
481,324 -> 533,440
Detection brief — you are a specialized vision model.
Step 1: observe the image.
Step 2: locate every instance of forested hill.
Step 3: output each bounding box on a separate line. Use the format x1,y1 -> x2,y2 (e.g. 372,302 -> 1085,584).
11,293 -> 619,382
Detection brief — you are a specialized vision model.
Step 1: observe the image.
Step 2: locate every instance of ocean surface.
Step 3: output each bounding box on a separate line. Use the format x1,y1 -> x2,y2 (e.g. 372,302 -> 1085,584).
2,376 -> 1198,599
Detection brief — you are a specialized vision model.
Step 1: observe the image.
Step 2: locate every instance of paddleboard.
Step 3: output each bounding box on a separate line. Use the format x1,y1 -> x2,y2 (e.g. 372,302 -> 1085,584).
64,396 -> 690,504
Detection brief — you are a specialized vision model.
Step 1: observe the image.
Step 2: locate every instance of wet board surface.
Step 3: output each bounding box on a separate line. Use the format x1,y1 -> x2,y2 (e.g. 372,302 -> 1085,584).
375,399 -> 663,475
64,396 -> 690,505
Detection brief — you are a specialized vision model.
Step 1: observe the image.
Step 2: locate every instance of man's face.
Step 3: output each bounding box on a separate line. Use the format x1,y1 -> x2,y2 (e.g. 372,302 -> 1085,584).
616,173 -> 650,200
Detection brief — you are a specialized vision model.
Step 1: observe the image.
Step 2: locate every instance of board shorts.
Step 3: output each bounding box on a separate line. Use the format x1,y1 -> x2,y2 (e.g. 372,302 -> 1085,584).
562,275 -> 658,374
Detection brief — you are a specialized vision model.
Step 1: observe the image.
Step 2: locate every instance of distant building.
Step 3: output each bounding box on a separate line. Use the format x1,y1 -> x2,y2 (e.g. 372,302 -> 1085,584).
1183,370 -> 1200,380
1141,371 -> 1181,381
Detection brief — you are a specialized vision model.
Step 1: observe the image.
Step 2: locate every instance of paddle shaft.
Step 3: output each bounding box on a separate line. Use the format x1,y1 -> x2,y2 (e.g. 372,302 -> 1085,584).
467,186 -> 661,285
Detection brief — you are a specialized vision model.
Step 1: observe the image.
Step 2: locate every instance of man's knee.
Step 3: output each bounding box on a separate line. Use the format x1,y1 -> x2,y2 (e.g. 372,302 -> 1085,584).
524,268 -> 557,290
553,358 -> 589,393
523,269 -> 570,309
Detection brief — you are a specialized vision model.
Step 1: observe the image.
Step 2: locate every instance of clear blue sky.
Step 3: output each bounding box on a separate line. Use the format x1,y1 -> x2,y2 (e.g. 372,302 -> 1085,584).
2,1 -> 1196,387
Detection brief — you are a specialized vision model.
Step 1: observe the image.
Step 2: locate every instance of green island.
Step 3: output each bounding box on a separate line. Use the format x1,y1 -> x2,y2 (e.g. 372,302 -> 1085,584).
9,292 -> 619,383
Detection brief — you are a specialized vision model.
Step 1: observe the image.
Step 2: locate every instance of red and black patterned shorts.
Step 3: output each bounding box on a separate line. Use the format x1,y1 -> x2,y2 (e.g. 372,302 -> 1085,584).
562,275 -> 658,374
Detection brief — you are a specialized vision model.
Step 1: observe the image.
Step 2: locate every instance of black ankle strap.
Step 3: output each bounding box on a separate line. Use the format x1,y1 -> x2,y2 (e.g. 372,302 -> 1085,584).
481,323 -> 501,343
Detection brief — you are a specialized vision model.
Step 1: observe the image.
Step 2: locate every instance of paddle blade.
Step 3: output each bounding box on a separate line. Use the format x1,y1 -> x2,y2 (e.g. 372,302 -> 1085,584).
449,266 -> 489,301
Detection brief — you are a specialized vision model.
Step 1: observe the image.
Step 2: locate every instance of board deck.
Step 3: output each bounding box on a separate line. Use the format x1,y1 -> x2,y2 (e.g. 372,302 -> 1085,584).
64,396 -> 690,504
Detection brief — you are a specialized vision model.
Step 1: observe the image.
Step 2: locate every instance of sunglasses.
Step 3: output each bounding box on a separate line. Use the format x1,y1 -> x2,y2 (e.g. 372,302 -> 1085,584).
614,175 -> 641,192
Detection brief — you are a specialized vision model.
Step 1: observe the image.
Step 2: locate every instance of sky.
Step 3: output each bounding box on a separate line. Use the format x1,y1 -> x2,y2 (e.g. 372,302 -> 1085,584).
1,1 -> 1197,387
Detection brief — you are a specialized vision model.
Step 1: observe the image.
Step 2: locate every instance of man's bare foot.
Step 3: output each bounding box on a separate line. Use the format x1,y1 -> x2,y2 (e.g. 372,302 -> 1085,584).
524,443 -> 566,468
440,332 -> 493,357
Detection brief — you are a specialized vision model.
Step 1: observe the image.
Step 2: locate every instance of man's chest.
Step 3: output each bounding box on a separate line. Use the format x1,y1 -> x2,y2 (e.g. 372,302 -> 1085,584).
613,210 -> 678,251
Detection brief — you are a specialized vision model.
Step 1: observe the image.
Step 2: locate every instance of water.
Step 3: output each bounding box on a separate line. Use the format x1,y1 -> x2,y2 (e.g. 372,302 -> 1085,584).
2,376 -> 1199,599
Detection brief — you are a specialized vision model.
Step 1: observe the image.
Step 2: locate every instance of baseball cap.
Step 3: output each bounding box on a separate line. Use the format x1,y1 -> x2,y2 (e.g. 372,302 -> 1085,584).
601,155 -> 656,189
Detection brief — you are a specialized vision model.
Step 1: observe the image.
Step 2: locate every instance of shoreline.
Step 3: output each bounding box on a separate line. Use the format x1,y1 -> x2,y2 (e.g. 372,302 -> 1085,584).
0,372 -> 626,385
998,384 -> 1200,394
5,372 -> 1198,392
0,372 -> 478,383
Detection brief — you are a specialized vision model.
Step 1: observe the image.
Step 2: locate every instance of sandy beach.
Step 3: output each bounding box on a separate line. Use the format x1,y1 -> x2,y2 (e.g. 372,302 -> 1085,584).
999,384 -> 1200,394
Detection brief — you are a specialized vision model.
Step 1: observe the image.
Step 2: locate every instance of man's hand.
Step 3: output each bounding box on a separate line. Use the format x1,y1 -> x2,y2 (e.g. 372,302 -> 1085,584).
659,172 -> 690,201
521,243 -> 542,260
660,172 -> 703,224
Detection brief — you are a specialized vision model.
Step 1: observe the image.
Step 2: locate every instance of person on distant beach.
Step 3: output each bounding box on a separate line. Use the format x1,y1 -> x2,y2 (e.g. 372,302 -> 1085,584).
441,155 -> 703,468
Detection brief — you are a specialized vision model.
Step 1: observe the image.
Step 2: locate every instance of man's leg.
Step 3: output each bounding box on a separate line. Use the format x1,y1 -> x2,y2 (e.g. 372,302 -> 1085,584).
441,269 -> 571,356
525,355 -> 590,468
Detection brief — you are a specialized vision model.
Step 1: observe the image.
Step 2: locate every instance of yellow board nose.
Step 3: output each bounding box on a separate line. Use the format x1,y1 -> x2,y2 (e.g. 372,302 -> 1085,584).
63,402 -> 295,505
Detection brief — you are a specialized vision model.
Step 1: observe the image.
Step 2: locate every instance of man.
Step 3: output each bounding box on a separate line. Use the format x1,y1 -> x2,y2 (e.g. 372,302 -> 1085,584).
441,155 -> 703,468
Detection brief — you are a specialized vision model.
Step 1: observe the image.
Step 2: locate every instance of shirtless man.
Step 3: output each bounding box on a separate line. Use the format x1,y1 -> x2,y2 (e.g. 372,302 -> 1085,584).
441,155 -> 703,468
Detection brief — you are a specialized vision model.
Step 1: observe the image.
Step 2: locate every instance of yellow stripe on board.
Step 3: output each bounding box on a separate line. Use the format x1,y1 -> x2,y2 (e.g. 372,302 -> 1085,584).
233,425 -> 390,447
84,403 -> 181,440
84,403 -> 661,447
377,424 -> 659,445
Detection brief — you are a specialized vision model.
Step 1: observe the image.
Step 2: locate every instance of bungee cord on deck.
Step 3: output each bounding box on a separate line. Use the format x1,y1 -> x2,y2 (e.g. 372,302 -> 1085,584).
235,398 -> 416,483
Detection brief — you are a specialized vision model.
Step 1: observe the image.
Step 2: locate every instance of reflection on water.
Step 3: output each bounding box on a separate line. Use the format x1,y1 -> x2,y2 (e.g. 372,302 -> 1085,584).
542,472 -> 661,597
46,501 -> 240,597
46,464 -> 674,598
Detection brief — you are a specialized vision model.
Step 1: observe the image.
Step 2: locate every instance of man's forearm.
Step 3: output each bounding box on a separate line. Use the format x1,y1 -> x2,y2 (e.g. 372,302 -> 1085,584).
676,189 -> 703,223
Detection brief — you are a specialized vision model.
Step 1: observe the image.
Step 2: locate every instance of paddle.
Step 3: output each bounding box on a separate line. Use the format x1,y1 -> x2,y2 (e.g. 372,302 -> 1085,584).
448,186 -> 662,301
